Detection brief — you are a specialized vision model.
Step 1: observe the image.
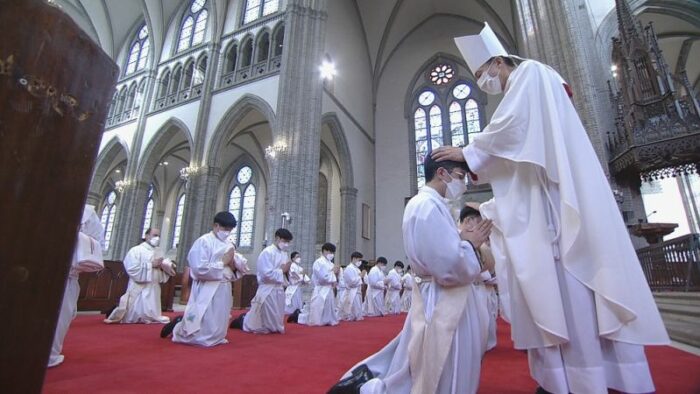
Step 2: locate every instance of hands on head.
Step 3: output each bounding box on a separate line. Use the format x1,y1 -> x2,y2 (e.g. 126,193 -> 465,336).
431,146 -> 466,163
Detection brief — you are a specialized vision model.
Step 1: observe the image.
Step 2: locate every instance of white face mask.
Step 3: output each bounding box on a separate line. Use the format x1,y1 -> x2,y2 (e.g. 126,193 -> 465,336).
216,230 -> 231,241
294,257 -> 301,264
354,260 -> 362,267
397,269 -> 403,274
444,173 -> 467,200
148,236 -> 160,247
278,241 -> 290,251
326,253 -> 335,262
477,62 -> 503,95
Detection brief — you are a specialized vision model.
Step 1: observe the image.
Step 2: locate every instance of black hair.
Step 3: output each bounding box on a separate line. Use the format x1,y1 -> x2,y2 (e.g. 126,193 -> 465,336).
376,257 -> 388,265
394,261 -> 404,268
423,154 -> 469,183
459,205 -> 481,223
351,251 -> 363,260
275,228 -> 293,241
291,251 -> 300,259
214,211 -> 237,228
144,228 -> 154,236
406,265 -> 411,272
322,242 -> 336,253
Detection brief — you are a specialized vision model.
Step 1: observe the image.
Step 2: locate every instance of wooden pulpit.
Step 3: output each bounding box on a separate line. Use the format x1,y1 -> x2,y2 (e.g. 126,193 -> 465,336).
0,1 -> 118,392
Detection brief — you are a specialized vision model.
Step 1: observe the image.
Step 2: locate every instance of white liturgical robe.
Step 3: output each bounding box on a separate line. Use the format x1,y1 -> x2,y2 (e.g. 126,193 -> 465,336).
384,269 -> 402,315
465,60 -> 669,393
400,273 -> 413,312
364,266 -> 386,317
243,244 -> 288,334
284,261 -> 307,314
341,187 -> 487,394
298,256 -> 338,326
104,242 -> 173,324
172,232 -> 239,347
49,206 -> 104,367
336,266 -> 347,310
339,263 -> 364,321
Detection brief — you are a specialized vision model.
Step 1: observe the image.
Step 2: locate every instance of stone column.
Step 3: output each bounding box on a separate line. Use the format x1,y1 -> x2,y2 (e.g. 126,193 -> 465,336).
109,68 -> 159,259
109,180 -> 149,259
340,187 -> 358,261
266,0 -> 328,281
176,167 -> 221,268
86,191 -> 101,207
175,41 -> 223,264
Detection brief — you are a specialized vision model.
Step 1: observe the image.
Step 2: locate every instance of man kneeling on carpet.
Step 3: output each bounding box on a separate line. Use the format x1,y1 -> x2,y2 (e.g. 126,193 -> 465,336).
160,211 -> 249,346
229,228 -> 294,333
328,154 -> 492,393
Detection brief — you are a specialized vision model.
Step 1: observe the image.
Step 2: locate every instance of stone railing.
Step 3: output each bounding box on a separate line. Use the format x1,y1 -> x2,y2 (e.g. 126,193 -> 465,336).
218,55 -> 282,89
106,107 -> 139,128
637,233 -> 700,292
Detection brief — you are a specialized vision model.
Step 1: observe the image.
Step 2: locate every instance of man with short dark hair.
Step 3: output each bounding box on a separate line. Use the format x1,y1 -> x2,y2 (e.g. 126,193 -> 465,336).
385,261 -> 404,315
329,154 -> 492,393
230,228 -> 293,334
298,242 -> 339,326
364,257 -> 388,317
161,211 -> 248,347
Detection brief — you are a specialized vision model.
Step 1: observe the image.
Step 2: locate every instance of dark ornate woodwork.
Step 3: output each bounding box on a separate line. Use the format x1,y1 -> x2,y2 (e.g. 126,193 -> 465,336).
0,0 -> 118,391
607,0 -> 700,187
233,274 -> 259,309
78,261 -> 129,313
637,234 -> 700,292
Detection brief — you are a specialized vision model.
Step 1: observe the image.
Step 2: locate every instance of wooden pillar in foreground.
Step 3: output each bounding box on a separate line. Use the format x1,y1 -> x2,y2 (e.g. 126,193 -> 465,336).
0,0 -> 118,392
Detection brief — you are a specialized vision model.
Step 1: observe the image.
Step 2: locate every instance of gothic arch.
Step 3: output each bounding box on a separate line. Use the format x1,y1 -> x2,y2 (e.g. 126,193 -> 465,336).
321,112 -> 355,189
136,117 -> 194,181
89,136 -> 129,205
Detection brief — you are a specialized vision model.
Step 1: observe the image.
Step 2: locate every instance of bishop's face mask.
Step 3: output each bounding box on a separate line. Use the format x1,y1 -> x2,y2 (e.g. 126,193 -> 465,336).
477,61 -> 503,95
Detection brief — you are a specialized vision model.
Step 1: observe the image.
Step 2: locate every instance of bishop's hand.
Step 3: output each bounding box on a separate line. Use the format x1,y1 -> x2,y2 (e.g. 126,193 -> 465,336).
431,146 -> 465,163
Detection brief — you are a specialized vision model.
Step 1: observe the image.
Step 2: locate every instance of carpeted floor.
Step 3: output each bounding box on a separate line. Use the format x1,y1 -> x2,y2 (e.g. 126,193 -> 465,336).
43,311 -> 700,393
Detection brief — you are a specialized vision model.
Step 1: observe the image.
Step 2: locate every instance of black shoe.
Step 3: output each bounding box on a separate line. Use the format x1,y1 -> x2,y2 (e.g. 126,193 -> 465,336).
535,387 -> 553,394
160,315 -> 182,338
229,313 -> 246,329
287,309 -> 301,323
103,305 -> 117,318
327,364 -> 374,394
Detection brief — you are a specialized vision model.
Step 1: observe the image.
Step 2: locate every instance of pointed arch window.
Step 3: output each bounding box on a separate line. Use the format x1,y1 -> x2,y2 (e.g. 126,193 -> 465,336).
142,185 -> 155,237
172,194 -> 186,249
125,24 -> 149,75
411,64 -> 484,189
100,191 -> 118,251
177,0 -> 208,53
228,166 -> 256,248
243,0 -> 279,24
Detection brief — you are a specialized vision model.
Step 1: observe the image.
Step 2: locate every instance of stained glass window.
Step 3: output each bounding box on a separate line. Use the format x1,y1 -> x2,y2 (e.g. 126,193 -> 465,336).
101,191 -> 117,250
244,0 -> 278,24
228,166 -> 256,248
430,64 -> 454,85
172,194 -> 186,248
177,0 -> 208,53
125,24 -> 149,75
142,185 -> 154,237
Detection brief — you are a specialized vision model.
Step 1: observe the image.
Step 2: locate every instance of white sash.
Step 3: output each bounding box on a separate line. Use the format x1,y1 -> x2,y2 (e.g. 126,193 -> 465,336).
284,284 -> 299,307
104,282 -> 145,323
309,285 -> 332,324
245,284 -> 279,330
180,281 -> 221,335
341,286 -> 359,316
407,279 -> 471,394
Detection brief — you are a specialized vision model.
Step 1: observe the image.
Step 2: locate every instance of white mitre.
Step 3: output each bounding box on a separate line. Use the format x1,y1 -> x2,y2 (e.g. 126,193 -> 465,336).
454,22 -> 508,74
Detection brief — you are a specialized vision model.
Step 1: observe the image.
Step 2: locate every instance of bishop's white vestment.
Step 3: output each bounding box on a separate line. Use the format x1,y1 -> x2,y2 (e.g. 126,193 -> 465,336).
104,242 -> 173,324
298,256 -> 338,326
172,232 -> 241,347
242,244 -> 287,334
339,263 -> 364,321
466,60 -> 669,394
49,206 -> 104,367
340,187 -> 488,394
384,268 -> 402,315
364,266 -> 386,317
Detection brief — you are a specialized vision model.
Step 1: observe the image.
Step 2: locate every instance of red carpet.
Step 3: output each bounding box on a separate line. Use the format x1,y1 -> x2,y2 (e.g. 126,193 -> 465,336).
44,311 -> 700,393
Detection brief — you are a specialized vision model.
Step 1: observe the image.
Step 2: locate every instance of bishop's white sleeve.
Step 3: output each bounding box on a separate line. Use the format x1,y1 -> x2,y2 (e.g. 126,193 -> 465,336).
314,260 -> 337,286
410,202 -> 482,287
124,247 -> 152,283
81,206 -> 105,248
187,239 -> 225,281
463,144 -> 496,184
257,249 -> 284,285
